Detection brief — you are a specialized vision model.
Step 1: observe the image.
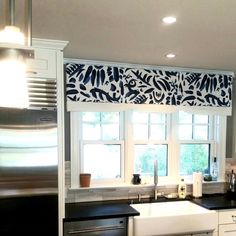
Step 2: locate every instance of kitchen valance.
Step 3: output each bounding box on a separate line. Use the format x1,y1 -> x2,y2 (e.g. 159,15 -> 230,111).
65,62 -> 234,115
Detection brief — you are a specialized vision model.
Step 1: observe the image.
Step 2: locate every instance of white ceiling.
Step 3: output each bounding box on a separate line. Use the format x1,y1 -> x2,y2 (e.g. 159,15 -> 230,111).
1,0 -> 236,74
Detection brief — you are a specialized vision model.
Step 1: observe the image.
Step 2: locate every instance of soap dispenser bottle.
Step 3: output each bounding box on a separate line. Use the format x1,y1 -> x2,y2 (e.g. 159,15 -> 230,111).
178,178 -> 187,199
211,157 -> 218,181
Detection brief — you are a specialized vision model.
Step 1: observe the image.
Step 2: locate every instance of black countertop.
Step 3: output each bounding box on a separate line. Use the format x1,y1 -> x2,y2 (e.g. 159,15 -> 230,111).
192,193 -> 236,210
64,193 -> 236,222
64,201 -> 140,222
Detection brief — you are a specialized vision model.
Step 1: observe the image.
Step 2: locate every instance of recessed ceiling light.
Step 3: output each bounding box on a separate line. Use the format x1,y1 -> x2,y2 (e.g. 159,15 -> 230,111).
166,53 -> 176,58
162,16 -> 176,24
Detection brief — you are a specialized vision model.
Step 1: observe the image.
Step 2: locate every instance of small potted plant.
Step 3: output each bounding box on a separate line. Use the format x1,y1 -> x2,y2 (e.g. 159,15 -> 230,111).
79,173 -> 91,187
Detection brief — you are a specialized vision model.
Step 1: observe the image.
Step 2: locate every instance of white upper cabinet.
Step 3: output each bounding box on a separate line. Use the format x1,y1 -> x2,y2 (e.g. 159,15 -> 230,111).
26,48 -> 57,79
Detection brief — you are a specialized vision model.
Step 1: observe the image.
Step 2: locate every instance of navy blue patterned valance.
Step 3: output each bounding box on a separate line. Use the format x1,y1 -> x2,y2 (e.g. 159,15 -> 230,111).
65,62 -> 233,113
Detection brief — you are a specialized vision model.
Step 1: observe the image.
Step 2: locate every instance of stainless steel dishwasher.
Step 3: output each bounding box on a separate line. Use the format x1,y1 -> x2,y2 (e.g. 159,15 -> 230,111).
64,217 -> 127,236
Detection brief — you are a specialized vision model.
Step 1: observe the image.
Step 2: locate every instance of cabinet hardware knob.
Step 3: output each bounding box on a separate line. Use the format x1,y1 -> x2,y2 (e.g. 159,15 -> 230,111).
232,215 -> 236,221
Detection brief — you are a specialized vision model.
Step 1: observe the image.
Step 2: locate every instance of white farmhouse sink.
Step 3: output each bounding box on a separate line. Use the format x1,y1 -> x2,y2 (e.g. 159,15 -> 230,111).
130,201 -> 217,236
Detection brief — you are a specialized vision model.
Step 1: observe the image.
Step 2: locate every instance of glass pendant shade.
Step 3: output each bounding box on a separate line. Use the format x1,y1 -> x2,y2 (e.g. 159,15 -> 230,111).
0,58 -> 29,108
0,0 -> 33,109
0,26 -> 25,45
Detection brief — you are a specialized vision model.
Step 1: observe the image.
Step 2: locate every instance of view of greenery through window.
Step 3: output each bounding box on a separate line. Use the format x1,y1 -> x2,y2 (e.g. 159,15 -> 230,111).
178,112 -> 211,176
134,144 -> 167,176
133,112 -> 168,177
180,144 -> 210,175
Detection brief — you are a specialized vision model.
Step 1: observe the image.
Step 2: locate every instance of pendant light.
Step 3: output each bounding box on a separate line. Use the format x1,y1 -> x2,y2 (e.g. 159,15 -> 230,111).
0,0 -> 34,108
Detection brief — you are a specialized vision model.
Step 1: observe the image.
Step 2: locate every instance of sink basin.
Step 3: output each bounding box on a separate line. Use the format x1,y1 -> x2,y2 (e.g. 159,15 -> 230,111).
130,201 -> 217,236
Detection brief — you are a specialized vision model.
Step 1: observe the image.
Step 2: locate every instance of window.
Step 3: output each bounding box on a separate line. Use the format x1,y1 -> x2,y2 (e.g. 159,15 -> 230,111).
180,144 -> 210,175
80,112 -> 123,181
178,112 -> 210,140
132,112 -> 168,177
178,111 -> 213,176
71,109 -> 226,187
134,144 -> 168,177
82,112 -> 120,141
132,112 -> 167,140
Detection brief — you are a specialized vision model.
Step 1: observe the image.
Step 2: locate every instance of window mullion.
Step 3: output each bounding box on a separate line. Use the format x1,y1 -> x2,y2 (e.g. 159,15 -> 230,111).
148,113 -> 151,139
192,114 -> 194,140
70,112 -> 81,189
217,116 -> 227,181
99,112 -> 103,140
124,110 -> 133,184
119,111 -> 125,182
169,112 -> 179,181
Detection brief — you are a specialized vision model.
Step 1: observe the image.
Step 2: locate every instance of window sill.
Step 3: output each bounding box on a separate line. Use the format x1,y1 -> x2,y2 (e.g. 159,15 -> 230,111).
69,183 -> 155,191
68,180 -> 225,191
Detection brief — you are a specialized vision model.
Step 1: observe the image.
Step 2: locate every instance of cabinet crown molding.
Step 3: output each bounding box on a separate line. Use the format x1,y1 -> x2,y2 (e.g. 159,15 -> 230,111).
32,38 -> 68,51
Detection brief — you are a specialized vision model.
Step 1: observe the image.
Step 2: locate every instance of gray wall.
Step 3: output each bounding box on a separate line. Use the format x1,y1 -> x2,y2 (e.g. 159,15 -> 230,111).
226,81 -> 236,158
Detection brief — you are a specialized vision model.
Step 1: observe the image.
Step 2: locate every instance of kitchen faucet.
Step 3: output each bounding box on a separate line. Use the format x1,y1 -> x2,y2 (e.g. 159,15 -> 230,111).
154,160 -> 158,200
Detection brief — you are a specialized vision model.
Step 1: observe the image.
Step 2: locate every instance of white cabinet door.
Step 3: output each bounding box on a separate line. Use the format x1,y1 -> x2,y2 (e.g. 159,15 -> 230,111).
218,209 -> 236,225
26,48 -> 57,78
219,224 -> 236,236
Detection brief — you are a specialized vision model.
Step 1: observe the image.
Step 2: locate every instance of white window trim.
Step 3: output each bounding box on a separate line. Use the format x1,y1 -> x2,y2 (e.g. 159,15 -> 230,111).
127,112 -> 171,185
70,112 -> 80,189
216,116 -> 227,181
70,111 -> 125,188
70,110 -> 227,189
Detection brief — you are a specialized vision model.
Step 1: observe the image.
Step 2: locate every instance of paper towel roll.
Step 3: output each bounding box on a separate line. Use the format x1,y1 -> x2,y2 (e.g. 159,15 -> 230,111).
193,172 -> 202,198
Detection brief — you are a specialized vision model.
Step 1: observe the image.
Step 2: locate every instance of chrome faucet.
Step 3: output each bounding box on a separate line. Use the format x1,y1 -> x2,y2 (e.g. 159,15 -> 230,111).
154,160 -> 158,200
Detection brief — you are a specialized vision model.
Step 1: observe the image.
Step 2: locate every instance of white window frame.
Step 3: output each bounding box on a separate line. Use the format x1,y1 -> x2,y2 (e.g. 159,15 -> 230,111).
70,111 -> 125,188
173,112 -> 226,183
129,111 -> 171,184
70,109 -> 227,188
177,112 -> 214,180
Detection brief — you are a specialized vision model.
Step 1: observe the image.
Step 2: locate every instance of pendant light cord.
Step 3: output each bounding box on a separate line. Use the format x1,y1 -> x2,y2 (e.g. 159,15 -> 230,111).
26,0 -> 32,46
7,0 -> 32,46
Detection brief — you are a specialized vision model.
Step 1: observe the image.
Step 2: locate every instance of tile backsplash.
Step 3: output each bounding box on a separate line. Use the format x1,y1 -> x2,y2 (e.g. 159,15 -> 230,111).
65,161 -> 226,203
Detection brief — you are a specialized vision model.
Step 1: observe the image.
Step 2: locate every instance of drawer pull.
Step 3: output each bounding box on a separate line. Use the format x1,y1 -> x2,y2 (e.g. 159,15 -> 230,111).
68,225 -> 125,234
232,215 -> 236,221
27,71 -> 38,75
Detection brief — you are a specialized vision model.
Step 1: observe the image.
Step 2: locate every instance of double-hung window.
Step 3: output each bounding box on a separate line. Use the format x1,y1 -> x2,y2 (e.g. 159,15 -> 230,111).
132,111 -> 168,177
177,111 -> 215,176
74,111 -> 124,185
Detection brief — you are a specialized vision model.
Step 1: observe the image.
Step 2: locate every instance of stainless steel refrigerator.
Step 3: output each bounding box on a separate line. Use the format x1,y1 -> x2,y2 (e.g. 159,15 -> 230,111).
0,107 -> 58,235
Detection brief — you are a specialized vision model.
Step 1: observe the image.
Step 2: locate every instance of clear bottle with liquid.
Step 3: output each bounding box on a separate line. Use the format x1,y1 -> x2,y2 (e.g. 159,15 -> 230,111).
211,157 -> 218,181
